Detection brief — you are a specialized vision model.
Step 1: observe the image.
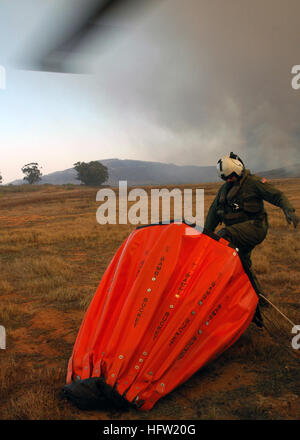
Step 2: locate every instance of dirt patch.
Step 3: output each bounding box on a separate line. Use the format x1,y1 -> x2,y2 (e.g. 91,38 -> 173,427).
0,215 -> 56,227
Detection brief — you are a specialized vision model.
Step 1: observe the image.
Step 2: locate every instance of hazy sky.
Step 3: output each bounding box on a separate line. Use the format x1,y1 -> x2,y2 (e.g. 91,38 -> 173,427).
0,0 -> 300,183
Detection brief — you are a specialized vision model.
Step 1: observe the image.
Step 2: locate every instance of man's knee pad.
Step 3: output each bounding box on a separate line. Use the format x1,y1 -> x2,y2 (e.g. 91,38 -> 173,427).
216,228 -> 232,241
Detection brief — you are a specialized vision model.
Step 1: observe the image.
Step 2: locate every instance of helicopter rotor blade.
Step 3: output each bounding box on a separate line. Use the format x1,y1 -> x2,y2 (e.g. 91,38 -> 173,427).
18,0 -> 162,73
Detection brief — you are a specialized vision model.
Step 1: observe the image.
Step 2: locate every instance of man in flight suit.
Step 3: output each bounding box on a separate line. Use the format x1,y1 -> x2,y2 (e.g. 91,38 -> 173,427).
205,152 -> 299,305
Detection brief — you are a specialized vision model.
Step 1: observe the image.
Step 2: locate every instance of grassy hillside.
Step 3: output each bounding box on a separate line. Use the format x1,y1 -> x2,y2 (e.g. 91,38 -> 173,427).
0,179 -> 299,420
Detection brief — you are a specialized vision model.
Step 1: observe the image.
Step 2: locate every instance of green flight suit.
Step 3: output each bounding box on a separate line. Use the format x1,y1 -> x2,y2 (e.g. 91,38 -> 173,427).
204,169 -> 295,293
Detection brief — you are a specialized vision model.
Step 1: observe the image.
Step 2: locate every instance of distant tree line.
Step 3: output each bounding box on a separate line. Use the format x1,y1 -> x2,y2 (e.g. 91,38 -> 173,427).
0,161 -> 108,186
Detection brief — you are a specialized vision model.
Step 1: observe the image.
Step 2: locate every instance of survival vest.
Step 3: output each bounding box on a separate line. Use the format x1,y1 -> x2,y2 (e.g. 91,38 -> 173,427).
216,170 -> 266,226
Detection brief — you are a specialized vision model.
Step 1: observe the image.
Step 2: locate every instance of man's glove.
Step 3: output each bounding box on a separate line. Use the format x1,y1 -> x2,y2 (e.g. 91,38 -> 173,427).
283,208 -> 299,228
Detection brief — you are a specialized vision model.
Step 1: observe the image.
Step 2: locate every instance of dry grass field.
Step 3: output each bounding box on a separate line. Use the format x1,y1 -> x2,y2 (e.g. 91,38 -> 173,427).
0,179 -> 299,420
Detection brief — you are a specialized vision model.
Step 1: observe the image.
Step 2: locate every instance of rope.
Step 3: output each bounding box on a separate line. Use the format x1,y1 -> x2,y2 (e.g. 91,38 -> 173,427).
259,294 -> 296,327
